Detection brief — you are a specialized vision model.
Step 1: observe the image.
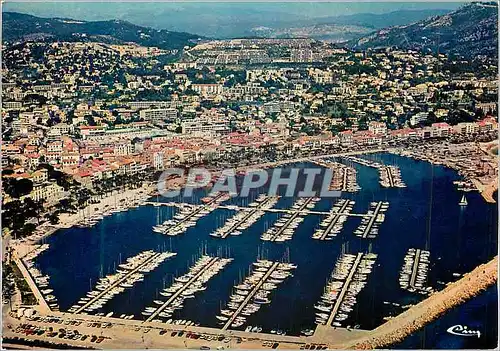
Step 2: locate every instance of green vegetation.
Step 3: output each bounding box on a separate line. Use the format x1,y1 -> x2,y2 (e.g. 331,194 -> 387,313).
3,12 -> 202,50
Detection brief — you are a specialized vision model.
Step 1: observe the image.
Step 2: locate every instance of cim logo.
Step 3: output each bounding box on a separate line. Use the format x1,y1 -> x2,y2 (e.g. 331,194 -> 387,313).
447,325 -> 481,338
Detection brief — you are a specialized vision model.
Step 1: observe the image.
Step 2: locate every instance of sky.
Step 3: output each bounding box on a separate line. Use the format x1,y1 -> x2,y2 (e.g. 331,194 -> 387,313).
3,2 -> 466,37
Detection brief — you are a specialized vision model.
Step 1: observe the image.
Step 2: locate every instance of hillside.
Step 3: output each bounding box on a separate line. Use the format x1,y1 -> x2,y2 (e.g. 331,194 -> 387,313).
351,2 -> 498,58
2,12 -> 203,49
248,9 -> 451,42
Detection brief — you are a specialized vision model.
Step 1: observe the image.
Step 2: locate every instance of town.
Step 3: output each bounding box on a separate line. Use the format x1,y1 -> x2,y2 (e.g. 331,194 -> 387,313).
2,38 -> 497,239
1,32 -> 498,350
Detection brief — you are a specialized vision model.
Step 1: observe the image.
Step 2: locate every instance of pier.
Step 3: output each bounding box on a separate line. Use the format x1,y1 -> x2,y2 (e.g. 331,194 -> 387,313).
211,196 -> 278,239
382,167 -> 394,187
343,157 -> 405,188
73,252 -> 167,314
145,257 -> 223,322
262,197 -> 317,242
314,199 -> 354,240
165,205 -> 210,235
409,249 -> 421,288
311,160 -> 360,192
326,253 -> 363,326
361,202 -> 382,239
147,202 -> 369,217
354,201 -> 388,239
221,262 -> 280,330
399,248 -> 430,293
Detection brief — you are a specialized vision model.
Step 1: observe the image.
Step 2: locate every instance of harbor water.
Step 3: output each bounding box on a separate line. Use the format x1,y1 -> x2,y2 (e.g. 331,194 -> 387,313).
34,153 -> 498,341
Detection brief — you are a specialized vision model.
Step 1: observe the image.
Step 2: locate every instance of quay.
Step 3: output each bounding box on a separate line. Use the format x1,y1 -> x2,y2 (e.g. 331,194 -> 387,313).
317,200 -> 352,240
73,252 -> 164,314
267,197 -> 315,241
12,255 -> 51,313
6,255 -> 496,349
235,148 -> 387,172
221,262 -> 280,330
145,257 -> 221,322
326,253 -> 363,327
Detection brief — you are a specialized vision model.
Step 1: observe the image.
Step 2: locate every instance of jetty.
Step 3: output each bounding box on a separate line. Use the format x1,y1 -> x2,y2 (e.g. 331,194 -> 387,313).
354,202 -> 389,239
73,251 -> 176,314
210,196 -> 279,239
221,261 -> 280,330
343,156 -> 405,188
261,197 -> 319,242
311,159 -> 360,192
326,253 -> 364,326
313,199 -> 355,240
399,249 -> 431,294
145,256 -> 230,322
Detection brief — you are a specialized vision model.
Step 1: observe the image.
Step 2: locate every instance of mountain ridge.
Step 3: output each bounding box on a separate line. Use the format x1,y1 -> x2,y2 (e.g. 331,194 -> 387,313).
350,2 -> 498,58
2,11 -> 203,50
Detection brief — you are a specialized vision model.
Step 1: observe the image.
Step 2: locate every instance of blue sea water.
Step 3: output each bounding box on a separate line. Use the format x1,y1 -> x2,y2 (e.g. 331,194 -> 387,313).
34,153 -> 497,346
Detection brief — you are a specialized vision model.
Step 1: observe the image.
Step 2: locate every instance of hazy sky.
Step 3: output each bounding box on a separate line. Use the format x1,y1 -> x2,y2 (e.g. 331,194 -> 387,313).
3,2 -> 465,37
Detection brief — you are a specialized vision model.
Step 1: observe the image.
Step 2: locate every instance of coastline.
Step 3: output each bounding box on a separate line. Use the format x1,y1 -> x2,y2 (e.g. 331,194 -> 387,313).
390,143 -> 498,204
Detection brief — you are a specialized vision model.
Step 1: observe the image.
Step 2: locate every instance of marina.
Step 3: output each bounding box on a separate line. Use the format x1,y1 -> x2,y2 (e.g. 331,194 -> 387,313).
26,153 -> 498,338
218,260 -> 296,330
353,201 -> 389,239
210,195 -> 279,239
312,199 -> 355,240
399,249 -> 432,295
260,197 -> 320,242
312,159 -> 360,192
70,251 -> 177,314
144,255 -> 232,322
315,252 -> 377,327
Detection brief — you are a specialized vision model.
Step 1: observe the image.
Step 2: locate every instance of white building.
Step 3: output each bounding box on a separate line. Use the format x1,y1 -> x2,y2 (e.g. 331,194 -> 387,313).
181,117 -> 230,137
140,108 -> 178,123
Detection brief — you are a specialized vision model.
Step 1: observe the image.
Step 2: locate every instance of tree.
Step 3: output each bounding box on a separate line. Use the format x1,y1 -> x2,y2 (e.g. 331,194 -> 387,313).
3,178 -> 33,198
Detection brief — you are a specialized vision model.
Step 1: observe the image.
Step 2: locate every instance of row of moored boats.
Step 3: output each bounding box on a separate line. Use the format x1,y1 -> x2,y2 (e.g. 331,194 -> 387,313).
319,159 -> 361,193
210,195 -> 279,239
153,204 -> 216,236
380,166 -> 406,188
354,202 -> 389,238
142,256 -> 232,322
312,199 -> 355,240
68,250 -> 176,313
315,253 -> 376,327
23,248 -> 59,311
261,197 -> 320,242
216,260 -> 297,329
399,248 -> 433,294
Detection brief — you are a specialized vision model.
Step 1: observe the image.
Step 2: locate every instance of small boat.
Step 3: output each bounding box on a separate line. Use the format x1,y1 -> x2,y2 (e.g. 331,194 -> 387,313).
459,195 -> 468,206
